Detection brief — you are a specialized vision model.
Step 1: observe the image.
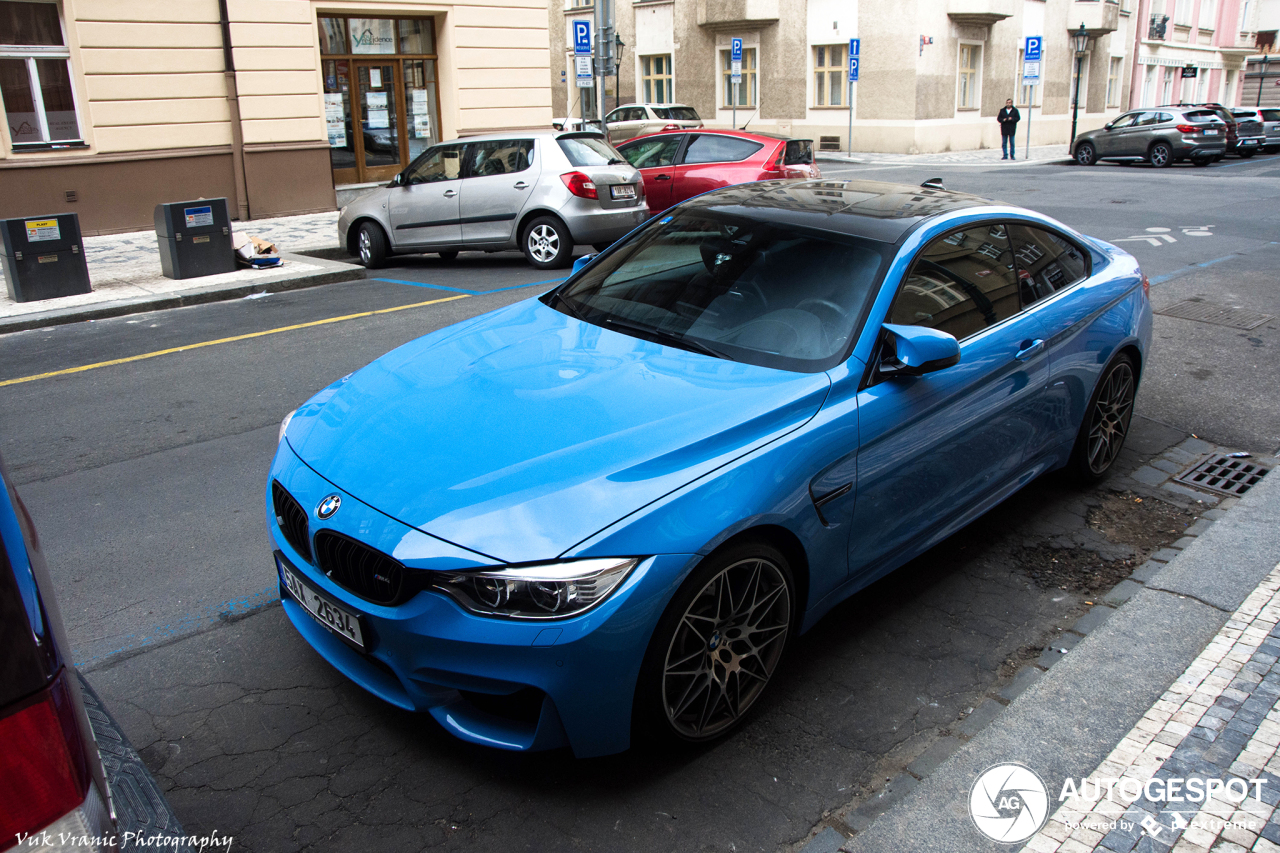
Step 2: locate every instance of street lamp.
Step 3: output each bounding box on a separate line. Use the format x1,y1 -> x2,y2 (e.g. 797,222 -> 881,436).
615,34 -> 625,112
1070,23 -> 1089,148
1258,54 -> 1270,108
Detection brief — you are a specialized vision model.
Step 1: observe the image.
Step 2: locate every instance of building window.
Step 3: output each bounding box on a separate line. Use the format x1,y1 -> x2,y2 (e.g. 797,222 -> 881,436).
1199,0 -> 1217,30
641,54 -> 672,104
1016,48 -> 1039,107
1161,66 -> 1176,103
721,47 -> 756,107
0,0 -> 82,148
1142,64 -> 1156,106
1224,69 -> 1236,103
1174,0 -> 1192,26
1071,52 -> 1091,109
813,44 -> 845,106
1106,57 -> 1123,107
957,43 -> 981,109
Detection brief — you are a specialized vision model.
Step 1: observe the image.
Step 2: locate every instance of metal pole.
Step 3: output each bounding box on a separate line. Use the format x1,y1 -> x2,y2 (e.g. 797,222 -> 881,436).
847,76 -> 854,157
1071,54 -> 1083,146
1025,90 -> 1031,161
1258,56 -> 1269,108
732,82 -> 737,131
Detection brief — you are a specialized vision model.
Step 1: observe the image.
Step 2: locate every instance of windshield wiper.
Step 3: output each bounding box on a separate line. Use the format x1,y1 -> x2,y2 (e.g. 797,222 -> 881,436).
608,157 -> 628,165
552,291 -> 589,323
601,317 -> 728,360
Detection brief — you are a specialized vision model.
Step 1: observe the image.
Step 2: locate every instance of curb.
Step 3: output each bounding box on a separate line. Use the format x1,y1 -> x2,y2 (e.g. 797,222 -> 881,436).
817,155 -> 1075,168
0,252 -> 364,335
791,445 -> 1279,853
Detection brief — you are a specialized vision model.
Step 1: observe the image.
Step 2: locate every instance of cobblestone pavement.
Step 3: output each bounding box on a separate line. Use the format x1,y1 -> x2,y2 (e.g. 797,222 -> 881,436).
818,144 -> 1072,167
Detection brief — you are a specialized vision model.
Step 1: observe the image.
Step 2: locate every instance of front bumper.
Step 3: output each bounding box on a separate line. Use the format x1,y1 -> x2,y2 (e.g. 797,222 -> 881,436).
266,441 -> 695,757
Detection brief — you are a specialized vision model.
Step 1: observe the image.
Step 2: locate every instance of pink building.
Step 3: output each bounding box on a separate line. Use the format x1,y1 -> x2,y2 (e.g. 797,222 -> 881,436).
1126,0 -> 1260,107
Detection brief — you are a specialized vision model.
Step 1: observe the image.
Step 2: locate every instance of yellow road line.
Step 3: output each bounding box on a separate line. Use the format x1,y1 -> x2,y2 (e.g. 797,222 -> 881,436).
0,293 -> 471,389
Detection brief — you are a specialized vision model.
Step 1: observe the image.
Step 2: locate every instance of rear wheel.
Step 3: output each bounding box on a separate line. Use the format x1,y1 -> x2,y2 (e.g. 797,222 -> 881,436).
1192,155 -> 1212,167
356,222 -> 388,269
1075,142 -> 1097,166
1069,353 -> 1137,483
1238,149 -> 1256,158
521,216 -> 573,270
634,539 -> 794,746
1148,142 -> 1172,168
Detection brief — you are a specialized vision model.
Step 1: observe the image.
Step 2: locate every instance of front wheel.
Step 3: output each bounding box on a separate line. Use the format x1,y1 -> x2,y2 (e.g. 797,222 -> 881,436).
356,222 -> 388,269
1069,354 -> 1137,483
634,540 -> 794,745
1075,142 -> 1097,166
521,216 -> 574,269
1149,142 -> 1172,168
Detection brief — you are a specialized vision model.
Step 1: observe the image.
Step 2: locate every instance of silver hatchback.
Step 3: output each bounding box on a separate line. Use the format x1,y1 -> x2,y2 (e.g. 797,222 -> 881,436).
338,129 -> 648,270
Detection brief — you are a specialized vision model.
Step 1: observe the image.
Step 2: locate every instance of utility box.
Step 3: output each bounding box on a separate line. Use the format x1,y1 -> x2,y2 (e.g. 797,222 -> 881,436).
0,213 -> 92,303
154,198 -> 235,280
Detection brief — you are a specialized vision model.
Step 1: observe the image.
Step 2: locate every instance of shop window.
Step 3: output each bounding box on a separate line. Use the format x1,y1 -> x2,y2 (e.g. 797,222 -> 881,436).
0,0 -> 82,149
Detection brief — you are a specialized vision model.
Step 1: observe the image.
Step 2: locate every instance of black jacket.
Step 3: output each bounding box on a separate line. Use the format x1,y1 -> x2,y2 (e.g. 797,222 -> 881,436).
998,106 -> 1021,133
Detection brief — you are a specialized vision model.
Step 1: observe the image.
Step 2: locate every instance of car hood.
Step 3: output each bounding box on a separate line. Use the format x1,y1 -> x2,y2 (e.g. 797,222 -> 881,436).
287,298 -> 831,563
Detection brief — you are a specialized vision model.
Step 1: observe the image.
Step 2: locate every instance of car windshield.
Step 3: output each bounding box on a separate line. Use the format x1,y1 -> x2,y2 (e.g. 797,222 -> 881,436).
654,106 -> 700,121
557,134 -> 626,166
544,209 -> 889,372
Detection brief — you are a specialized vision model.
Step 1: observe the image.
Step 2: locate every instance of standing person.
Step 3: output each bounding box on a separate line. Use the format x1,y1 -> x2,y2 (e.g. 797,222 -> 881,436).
998,99 -> 1021,160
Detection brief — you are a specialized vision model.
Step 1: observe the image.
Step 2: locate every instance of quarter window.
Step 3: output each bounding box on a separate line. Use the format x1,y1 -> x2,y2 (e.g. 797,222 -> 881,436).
0,0 -> 82,148
1007,224 -> 1089,306
889,224 -> 1020,341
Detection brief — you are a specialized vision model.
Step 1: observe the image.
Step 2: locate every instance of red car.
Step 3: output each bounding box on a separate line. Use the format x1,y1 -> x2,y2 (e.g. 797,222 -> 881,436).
616,129 -> 821,217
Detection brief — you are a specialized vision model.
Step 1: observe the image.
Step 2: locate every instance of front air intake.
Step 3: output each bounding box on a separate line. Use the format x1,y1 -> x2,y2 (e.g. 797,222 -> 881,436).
313,530 -> 407,606
271,481 -> 311,563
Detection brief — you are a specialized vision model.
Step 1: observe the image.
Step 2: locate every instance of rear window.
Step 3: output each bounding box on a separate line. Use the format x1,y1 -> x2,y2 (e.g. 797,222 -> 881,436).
784,139 -> 814,165
654,106 -> 700,122
1262,110 -> 1280,122
683,134 -> 764,165
557,134 -> 626,167
1183,110 -> 1221,123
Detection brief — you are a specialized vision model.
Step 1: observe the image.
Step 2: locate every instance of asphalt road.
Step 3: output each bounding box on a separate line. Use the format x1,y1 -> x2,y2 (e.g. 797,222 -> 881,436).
1,153 -> 1278,852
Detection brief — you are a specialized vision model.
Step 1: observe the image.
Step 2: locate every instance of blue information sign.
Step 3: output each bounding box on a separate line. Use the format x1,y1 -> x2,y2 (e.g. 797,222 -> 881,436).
731,38 -> 743,63
573,20 -> 592,56
848,56 -> 859,82
1025,35 -> 1042,62
849,38 -> 860,58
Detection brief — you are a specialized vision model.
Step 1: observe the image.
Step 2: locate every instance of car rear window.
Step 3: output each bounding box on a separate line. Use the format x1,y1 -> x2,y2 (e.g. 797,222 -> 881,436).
784,139 -> 814,165
1183,110 -> 1220,123
654,106 -> 700,121
557,134 -> 626,167
683,135 -> 765,165
1262,110 -> 1280,122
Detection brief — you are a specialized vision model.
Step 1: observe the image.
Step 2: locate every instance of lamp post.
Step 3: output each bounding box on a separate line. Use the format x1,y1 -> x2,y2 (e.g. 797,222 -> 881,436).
615,34 -> 625,112
1070,23 -> 1089,148
1258,54 -> 1270,108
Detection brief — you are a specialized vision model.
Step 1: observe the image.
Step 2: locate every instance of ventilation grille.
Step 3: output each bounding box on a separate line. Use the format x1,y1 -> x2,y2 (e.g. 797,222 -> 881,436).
271,481 -> 311,563
1176,455 -> 1271,497
314,530 -> 407,606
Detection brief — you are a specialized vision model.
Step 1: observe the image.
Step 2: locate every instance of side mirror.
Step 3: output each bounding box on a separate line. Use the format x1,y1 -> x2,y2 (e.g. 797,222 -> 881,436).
879,323 -> 960,377
572,253 -> 597,275
389,173 -> 404,187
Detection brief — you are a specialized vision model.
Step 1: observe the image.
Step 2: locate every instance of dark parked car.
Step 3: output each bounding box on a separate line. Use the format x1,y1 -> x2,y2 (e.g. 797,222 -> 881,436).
1072,107 -> 1227,167
616,129 -> 820,216
1231,108 -> 1278,153
0,452 -> 184,851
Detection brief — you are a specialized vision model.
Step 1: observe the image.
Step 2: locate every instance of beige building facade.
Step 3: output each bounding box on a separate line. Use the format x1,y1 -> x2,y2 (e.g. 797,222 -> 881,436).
551,0 -> 1145,154
0,0 -> 553,234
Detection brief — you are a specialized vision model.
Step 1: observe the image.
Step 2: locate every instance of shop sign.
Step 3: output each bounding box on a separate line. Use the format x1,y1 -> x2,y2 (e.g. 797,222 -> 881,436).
351,19 -> 396,54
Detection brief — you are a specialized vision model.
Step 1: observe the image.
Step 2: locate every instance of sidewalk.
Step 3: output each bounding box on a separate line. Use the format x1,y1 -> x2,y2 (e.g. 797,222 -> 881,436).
818,143 -> 1072,168
795,441 -> 1279,853
0,211 -> 358,334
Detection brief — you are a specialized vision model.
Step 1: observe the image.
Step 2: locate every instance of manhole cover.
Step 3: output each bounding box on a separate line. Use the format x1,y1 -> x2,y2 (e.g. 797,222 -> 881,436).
1156,300 -> 1273,330
1176,455 -> 1271,497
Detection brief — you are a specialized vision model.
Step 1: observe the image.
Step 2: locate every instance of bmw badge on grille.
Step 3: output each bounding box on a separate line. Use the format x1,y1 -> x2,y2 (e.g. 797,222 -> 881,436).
316,494 -> 342,519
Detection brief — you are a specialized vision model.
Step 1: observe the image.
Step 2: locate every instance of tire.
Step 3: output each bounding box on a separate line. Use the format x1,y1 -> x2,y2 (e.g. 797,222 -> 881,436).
437,251 -> 458,261
1192,155 -> 1212,167
1238,149 -> 1256,158
1148,142 -> 1172,168
521,216 -> 574,270
356,222 -> 389,269
1068,353 -> 1137,484
1075,142 -> 1097,166
634,539 -> 795,746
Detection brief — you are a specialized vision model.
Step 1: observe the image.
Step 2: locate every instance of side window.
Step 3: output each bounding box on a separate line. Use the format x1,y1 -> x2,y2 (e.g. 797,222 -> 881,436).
629,107 -> 648,122
405,145 -> 463,183
606,107 -> 627,123
888,224 -> 1020,341
1158,112 -> 1175,123
1132,112 -> 1161,127
1110,113 -> 1140,129
1007,224 -> 1090,306
620,134 -> 682,169
681,134 -> 765,164
466,139 -> 533,177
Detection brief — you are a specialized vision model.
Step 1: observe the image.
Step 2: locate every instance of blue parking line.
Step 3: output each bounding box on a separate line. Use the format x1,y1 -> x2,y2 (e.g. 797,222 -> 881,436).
373,277 -> 566,294
1151,254 -> 1236,284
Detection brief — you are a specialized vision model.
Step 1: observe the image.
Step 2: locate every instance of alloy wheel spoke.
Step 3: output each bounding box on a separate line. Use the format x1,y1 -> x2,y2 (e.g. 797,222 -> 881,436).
670,669 -> 712,720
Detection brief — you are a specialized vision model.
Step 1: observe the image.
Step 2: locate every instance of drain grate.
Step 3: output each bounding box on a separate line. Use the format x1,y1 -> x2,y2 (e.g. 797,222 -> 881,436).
1176,455 -> 1272,497
1155,300 -> 1273,330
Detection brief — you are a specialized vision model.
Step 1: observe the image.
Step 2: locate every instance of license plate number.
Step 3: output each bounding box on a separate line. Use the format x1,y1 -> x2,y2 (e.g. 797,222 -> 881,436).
610,184 -> 636,200
279,561 -> 365,649
1241,138 -> 1258,145
1204,129 -> 1219,135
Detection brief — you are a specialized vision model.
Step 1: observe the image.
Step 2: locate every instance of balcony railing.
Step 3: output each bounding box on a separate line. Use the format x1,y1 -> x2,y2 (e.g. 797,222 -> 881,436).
1149,13 -> 1169,40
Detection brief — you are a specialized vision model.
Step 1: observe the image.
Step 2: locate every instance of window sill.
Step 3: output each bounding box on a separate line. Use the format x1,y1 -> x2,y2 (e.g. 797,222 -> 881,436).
10,141 -> 89,152
810,105 -> 851,110
956,107 -> 980,112
564,5 -> 593,13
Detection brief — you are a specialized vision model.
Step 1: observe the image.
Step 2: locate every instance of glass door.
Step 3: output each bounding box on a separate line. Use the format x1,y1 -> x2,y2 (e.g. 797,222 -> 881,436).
322,59 -> 357,184
355,60 -> 402,182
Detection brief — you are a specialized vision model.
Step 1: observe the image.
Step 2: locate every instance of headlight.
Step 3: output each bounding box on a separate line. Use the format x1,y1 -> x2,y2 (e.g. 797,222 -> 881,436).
434,558 -> 640,620
277,409 -> 296,444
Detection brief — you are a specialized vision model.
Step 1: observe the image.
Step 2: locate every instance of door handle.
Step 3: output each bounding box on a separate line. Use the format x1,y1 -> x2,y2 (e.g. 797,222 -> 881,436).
655,174 -> 672,180
514,181 -> 529,189
443,189 -> 457,198
1015,339 -> 1045,361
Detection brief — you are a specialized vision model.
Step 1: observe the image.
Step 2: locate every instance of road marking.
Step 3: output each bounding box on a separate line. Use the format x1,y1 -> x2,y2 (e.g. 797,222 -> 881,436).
0,293 -> 471,388
1150,254 -> 1239,284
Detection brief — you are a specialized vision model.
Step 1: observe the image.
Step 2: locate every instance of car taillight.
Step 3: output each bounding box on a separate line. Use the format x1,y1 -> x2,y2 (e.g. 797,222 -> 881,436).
0,670 -> 97,845
1176,124 -> 1200,133
560,171 -> 598,199
661,123 -> 680,132
1142,273 -> 1150,298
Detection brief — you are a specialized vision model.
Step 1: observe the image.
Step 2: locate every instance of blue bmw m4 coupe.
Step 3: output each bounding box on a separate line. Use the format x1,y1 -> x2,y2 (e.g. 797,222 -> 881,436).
267,179 -> 1151,757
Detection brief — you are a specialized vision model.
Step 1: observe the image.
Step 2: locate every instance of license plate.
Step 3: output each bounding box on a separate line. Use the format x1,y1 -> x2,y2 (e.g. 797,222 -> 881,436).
279,558 -> 365,649
1241,138 -> 1258,146
1204,129 -> 1219,136
610,184 -> 636,200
